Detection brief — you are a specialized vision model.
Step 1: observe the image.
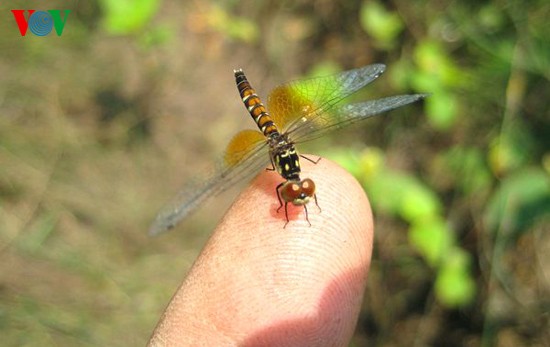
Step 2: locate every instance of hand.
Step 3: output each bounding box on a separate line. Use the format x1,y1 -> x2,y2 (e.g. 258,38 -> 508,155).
149,156 -> 374,347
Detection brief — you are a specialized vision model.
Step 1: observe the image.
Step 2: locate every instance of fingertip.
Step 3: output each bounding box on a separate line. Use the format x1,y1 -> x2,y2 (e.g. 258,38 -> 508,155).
150,156 -> 374,346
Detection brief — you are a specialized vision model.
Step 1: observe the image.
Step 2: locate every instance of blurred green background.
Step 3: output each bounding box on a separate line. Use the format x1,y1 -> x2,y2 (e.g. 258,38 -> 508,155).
1,0 -> 548,346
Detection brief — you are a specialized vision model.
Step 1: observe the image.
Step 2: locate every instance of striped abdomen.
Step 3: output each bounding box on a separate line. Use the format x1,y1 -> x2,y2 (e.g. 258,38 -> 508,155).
234,69 -> 279,137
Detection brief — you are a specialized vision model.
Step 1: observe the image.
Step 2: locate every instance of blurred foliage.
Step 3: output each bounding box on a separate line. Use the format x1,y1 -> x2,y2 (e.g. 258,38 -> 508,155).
99,0 -> 160,35
329,149 -> 476,307
0,0 -> 549,346
98,0 -> 173,49
485,168 -> 550,237
412,40 -> 464,130
360,1 -> 404,49
202,3 -> 259,43
185,2 -> 260,44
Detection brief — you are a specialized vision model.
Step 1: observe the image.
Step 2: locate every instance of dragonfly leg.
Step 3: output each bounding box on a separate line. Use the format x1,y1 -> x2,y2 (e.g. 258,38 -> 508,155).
300,154 -> 322,165
283,202 -> 290,228
313,193 -> 321,212
303,204 -> 312,227
266,157 -> 276,171
276,182 -> 291,227
276,181 -> 284,212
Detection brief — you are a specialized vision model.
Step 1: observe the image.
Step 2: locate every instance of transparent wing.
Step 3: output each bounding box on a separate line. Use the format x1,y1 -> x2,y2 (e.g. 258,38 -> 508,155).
288,94 -> 428,143
149,130 -> 269,236
267,64 -> 386,129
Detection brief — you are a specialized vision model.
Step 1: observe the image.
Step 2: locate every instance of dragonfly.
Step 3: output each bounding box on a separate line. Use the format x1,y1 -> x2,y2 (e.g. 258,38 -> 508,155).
150,64 -> 426,235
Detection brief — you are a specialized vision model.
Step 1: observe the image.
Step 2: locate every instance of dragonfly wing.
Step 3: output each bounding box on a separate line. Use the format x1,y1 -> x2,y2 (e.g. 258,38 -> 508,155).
149,130 -> 269,236
289,94 -> 428,143
267,64 -> 386,129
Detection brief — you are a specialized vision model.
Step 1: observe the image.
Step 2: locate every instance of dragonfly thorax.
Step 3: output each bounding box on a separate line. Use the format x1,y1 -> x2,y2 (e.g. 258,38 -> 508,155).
270,135 -> 302,180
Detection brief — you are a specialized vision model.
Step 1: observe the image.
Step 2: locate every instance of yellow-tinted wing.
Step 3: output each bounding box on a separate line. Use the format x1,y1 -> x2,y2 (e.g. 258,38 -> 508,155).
288,94 -> 427,143
149,129 -> 268,235
267,64 -> 386,130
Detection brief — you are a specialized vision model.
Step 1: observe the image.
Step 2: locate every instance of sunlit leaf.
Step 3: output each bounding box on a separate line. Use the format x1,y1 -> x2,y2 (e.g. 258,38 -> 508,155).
409,216 -> 453,266
413,41 -> 467,88
435,248 -> 476,307
363,168 -> 443,221
425,92 -> 458,130
326,148 -> 385,184
99,0 -> 160,35
400,179 -> 443,222
360,1 -> 404,48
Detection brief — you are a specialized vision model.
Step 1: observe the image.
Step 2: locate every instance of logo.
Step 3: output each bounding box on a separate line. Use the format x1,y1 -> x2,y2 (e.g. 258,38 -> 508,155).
11,10 -> 71,37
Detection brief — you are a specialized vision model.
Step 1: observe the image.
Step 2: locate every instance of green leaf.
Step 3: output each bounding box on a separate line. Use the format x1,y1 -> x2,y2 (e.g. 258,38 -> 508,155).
435,248 -> 476,307
99,0 -> 160,35
409,216 -> 453,266
360,1 -> 404,48
425,92 -> 458,130
399,179 -> 442,222
413,41 -> 467,89
326,147 -> 385,181
365,169 -> 442,221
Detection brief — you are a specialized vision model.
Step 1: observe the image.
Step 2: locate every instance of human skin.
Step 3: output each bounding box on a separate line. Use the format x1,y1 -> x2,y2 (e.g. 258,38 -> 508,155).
149,156 -> 374,347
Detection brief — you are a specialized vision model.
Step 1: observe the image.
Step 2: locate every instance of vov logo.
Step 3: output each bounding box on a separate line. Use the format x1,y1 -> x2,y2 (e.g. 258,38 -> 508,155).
11,10 -> 71,37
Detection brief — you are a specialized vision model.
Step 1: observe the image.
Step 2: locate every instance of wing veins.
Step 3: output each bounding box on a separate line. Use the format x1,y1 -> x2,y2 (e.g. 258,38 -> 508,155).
269,64 -> 386,132
291,94 -> 428,143
149,139 -> 269,235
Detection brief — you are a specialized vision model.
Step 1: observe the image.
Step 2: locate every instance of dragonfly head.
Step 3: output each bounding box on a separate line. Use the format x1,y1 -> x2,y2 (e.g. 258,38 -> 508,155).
280,178 -> 316,206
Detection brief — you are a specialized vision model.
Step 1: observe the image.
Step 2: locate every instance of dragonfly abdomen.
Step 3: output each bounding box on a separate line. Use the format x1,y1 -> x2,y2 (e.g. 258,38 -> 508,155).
234,69 -> 279,137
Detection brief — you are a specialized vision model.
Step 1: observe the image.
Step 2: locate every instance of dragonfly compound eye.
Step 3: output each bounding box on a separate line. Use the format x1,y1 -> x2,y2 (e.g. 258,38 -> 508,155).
301,178 -> 315,197
280,181 -> 302,204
